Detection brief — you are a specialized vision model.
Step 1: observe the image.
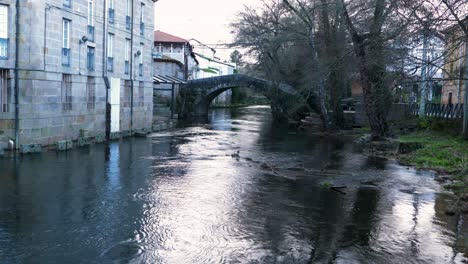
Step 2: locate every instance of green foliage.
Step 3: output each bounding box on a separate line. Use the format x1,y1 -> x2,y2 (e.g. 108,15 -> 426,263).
200,67 -> 220,74
320,181 -> 333,189
399,131 -> 468,175
414,117 -> 462,136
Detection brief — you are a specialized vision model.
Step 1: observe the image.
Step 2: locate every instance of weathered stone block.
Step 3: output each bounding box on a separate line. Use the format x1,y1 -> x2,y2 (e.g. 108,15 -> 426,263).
57,140 -> 73,151
152,124 -> 161,132
78,137 -> 93,147
20,144 -> 42,154
109,132 -> 121,140
121,130 -> 133,138
79,129 -> 90,138
95,133 -> 106,143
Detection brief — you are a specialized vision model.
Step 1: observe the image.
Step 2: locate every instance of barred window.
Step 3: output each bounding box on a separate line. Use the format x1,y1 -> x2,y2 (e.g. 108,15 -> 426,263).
87,46 -> 95,70
62,74 -> 72,111
0,69 -> 10,112
63,0 -> 72,8
139,81 -> 144,107
87,77 -> 95,110
123,80 -> 131,108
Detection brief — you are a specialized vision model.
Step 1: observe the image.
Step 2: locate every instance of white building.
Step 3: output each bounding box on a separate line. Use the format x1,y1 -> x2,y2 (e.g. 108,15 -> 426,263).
190,40 -> 236,106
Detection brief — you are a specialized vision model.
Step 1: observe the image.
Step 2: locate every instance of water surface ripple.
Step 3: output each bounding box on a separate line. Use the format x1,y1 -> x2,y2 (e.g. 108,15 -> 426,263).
0,106 -> 467,263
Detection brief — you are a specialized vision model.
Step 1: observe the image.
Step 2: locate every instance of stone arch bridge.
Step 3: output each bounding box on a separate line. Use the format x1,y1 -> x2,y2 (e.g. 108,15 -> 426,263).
179,74 -> 304,120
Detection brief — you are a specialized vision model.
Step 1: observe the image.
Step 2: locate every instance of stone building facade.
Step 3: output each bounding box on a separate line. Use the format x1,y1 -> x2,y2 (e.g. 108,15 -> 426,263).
442,22 -> 467,105
0,0 -> 156,147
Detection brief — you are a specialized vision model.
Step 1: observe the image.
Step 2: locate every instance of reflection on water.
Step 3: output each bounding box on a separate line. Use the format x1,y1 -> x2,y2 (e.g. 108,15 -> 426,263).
0,106 -> 467,263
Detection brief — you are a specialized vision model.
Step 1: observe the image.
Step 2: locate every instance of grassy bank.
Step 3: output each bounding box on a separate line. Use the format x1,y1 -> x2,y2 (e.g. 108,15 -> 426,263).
398,130 -> 468,194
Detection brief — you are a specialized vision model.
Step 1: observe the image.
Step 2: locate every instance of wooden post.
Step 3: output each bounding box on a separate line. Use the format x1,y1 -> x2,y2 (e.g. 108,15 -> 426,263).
171,84 -> 175,119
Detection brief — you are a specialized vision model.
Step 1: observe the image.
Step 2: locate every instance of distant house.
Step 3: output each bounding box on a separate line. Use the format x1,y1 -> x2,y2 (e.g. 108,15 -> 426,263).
189,39 -> 237,106
441,19 -> 468,105
153,30 -> 198,80
153,31 -> 198,120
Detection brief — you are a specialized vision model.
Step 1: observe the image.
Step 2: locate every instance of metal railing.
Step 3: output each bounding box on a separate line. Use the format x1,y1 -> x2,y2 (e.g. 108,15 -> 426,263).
0,38 -> 8,59
62,48 -> 71,66
410,103 -> 465,119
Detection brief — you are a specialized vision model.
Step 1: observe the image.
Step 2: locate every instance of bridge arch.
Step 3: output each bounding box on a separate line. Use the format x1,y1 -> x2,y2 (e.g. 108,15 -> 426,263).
180,74 -> 302,119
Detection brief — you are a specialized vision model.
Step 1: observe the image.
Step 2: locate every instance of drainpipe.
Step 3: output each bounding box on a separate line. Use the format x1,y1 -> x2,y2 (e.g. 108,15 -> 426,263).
14,0 -> 20,149
103,0 -> 110,140
130,0 -> 134,132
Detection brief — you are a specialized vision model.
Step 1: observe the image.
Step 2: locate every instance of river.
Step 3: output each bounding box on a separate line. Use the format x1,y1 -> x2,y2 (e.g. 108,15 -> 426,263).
0,106 -> 467,263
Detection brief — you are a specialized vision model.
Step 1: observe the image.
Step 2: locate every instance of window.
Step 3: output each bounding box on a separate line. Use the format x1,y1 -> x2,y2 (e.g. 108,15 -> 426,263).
126,0 -> 131,30
107,33 -> 114,72
139,43 -> 143,76
62,74 -> 72,111
86,77 -> 95,110
87,46 -> 95,70
0,5 -> 8,59
87,0 -> 95,42
63,0 -> 72,8
0,69 -> 10,112
62,19 -> 71,66
123,80 -> 131,107
140,3 -> 145,36
108,0 -> 115,24
139,81 -> 144,107
125,38 -> 130,74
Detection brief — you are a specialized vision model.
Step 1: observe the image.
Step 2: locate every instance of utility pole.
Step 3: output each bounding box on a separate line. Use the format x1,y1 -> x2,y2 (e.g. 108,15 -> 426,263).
419,31 -> 429,117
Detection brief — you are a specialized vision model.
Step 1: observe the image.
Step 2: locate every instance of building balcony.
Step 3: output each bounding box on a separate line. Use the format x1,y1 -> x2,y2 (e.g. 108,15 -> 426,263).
62,48 -> 71,66
125,61 -> 130,74
0,38 -> 8,59
88,25 -> 95,42
108,8 -> 115,24
107,57 -> 114,72
126,16 -> 131,30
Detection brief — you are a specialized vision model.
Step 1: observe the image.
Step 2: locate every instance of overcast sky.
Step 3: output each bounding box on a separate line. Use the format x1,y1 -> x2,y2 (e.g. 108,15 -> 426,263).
154,0 -> 262,60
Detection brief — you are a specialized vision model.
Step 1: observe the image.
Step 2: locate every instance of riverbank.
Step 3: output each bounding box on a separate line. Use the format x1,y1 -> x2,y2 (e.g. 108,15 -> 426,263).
397,130 -> 468,195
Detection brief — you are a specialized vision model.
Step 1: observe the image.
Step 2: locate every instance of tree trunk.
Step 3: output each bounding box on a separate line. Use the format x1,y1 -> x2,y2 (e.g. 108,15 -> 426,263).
463,40 -> 468,139
354,40 -> 391,139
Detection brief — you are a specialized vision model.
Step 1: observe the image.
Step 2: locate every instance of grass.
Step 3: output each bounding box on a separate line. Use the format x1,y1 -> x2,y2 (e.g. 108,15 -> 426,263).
398,130 -> 468,194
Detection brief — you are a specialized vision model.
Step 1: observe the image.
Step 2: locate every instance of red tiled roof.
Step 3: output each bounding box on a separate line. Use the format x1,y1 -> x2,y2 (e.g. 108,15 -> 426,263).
154,30 -> 188,43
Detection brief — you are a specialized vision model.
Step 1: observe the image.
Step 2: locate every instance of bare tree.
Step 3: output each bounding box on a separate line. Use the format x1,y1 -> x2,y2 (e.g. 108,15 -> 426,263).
340,0 -> 418,139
